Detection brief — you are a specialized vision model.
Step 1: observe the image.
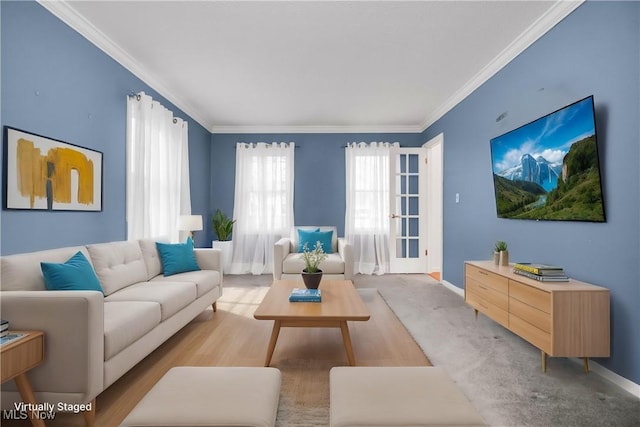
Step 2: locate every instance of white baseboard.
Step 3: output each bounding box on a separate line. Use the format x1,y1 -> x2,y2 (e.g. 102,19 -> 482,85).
437,280 -> 640,398
440,279 -> 464,297
570,358 -> 640,399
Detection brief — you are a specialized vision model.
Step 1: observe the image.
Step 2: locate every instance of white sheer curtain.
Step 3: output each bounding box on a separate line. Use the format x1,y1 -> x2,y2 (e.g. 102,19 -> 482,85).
126,92 -> 191,242
345,142 -> 397,275
230,142 -> 295,275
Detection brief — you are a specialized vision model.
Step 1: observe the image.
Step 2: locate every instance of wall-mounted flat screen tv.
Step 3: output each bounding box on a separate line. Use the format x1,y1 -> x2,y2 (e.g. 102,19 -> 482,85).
490,95 -> 605,222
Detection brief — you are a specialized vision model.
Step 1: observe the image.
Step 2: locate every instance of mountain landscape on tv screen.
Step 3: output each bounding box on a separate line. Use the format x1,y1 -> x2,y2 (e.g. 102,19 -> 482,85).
490,97 -> 605,222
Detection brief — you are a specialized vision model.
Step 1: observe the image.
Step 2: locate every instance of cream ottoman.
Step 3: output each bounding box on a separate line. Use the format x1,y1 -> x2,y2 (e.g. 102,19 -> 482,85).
120,367 -> 281,427
330,366 -> 486,427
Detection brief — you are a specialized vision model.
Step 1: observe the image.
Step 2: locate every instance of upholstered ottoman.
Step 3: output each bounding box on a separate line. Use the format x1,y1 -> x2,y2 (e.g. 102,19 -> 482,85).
330,366 -> 486,427
120,367 -> 281,427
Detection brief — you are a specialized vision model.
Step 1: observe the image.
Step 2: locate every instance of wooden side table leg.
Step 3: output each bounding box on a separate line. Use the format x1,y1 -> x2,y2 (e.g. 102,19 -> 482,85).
264,320 -> 281,367
212,301 -> 217,312
541,351 -> 547,373
14,373 -> 45,427
340,321 -> 356,366
82,398 -> 96,427
583,357 -> 590,373
473,308 -> 478,319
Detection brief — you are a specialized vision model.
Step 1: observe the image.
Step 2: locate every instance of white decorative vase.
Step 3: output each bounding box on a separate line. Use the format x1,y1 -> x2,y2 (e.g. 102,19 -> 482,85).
212,240 -> 233,273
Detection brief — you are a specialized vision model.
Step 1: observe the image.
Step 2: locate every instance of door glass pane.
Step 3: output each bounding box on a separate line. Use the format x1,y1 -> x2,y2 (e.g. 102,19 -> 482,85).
409,175 -> 419,194
400,154 -> 406,173
401,175 -> 407,194
409,154 -> 419,173
409,197 -> 419,215
396,239 -> 407,258
409,218 -> 419,236
409,239 -> 419,258
401,218 -> 407,236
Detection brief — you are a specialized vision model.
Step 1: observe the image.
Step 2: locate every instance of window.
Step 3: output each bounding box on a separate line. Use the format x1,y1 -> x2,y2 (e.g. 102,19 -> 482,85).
231,142 -> 295,274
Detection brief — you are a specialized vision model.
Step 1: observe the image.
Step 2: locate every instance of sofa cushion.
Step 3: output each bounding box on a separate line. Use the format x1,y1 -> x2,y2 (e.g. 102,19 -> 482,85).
282,253 -> 345,274
41,251 -> 104,294
156,238 -> 201,276
1,246 -> 90,291
138,238 -> 169,280
150,270 -> 220,298
103,301 -> 161,360
87,241 -> 148,296
105,281 -> 197,321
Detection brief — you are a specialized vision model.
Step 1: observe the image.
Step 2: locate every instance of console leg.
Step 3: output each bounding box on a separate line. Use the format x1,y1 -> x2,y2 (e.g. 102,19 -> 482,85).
583,357 -> 589,373
541,351 -> 547,373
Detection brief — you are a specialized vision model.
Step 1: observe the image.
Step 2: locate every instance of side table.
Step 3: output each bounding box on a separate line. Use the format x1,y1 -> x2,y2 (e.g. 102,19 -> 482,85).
1,331 -> 46,427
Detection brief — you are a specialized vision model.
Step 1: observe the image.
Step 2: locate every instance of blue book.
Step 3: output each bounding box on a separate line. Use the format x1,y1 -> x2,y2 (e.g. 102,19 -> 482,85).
289,288 -> 322,302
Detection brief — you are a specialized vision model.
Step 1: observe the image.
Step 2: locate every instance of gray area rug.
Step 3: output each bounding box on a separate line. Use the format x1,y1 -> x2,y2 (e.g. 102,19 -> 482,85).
363,274 -> 640,427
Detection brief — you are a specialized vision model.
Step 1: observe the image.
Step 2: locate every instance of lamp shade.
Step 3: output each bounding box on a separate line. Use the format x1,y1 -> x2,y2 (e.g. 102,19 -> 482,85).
177,215 -> 203,231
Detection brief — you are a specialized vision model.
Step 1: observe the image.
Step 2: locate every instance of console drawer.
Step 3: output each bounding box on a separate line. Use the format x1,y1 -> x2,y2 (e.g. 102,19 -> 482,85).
509,280 -> 550,314
466,264 -> 508,294
509,314 -> 551,353
466,277 -> 508,310
466,289 -> 508,328
509,297 -> 550,333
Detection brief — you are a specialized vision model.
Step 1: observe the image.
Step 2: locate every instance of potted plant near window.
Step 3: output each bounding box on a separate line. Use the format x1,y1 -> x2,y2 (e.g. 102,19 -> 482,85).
301,241 -> 328,289
211,209 -> 235,273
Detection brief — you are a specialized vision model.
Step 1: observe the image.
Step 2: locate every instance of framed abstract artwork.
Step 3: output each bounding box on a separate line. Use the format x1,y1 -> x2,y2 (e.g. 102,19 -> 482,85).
3,126 -> 103,211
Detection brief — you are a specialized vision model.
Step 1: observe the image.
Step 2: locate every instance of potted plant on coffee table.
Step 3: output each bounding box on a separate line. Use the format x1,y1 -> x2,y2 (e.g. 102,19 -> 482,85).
211,209 -> 235,273
301,241 -> 328,289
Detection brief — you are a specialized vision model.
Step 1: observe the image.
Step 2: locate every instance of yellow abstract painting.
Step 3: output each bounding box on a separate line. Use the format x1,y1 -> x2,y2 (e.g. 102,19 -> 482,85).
5,127 -> 102,211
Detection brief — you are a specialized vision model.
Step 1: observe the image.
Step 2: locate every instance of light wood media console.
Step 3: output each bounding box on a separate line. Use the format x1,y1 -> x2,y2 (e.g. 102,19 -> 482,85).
464,260 -> 610,372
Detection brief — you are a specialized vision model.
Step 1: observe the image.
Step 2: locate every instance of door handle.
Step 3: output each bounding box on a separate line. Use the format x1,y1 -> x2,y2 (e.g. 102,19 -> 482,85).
389,214 -> 399,219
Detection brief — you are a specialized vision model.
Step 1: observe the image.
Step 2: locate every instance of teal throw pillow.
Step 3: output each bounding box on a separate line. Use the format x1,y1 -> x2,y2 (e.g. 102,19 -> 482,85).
41,251 -> 104,294
298,228 -> 333,254
156,237 -> 201,276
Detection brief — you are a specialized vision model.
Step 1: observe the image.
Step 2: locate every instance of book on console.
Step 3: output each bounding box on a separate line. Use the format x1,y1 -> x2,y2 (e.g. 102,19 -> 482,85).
289,288 -> 322,302
514,263 -> 565,275
513,268 -> 569,282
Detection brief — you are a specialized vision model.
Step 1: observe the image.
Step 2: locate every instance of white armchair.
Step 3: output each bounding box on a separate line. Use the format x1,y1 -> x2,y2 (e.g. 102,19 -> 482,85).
273,226 -> 354,280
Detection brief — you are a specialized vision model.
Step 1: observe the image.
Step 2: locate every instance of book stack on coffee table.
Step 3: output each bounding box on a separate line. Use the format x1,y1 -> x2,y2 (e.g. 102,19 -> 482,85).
288,288 -> 322,302
513,263 -> 569,282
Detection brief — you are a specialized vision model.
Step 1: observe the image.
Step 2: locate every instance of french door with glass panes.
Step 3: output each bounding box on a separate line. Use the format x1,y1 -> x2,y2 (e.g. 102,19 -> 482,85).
388,147 -> 427,273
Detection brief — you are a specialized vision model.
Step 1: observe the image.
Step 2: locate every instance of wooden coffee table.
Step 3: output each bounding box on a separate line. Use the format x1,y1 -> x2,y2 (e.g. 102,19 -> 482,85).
254,280 -> 370,366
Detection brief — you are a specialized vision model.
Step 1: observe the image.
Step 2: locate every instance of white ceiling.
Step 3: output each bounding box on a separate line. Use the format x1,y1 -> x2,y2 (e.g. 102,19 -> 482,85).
41,1 -> 582,134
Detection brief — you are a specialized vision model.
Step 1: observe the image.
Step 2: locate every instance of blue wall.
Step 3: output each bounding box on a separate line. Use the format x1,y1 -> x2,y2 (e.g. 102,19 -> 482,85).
423,1 -> 640,384
209,132 -> 422,244
0,1 -> 211,253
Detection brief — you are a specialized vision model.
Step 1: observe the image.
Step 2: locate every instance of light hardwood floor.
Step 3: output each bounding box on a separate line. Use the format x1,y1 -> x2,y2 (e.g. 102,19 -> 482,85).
2,281 -> 429,426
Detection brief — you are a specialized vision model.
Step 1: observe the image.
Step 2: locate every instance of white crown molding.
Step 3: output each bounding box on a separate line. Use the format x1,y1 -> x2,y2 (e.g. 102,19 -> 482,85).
209,124 -> 424,134
37,0 -> 212,131
38,0 -> 583,136
419,0 -> 584,132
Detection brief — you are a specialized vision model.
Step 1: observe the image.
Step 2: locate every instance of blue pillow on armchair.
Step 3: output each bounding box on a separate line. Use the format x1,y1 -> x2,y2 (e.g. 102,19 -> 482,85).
156,237 -> 201,276
297,228 -> 333,254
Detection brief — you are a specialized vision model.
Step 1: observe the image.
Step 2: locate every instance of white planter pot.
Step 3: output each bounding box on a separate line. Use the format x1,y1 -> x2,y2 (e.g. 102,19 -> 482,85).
212,240 -> 233,274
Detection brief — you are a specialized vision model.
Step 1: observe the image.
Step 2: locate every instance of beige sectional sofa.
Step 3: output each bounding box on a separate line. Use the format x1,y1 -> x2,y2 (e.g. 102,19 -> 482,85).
0,238 -> 222,420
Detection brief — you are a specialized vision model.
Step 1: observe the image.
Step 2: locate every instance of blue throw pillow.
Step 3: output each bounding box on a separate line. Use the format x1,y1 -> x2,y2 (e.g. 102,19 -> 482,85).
41,251 -> 104,294
156,237 -> 201,276
298,228 -> 333,254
